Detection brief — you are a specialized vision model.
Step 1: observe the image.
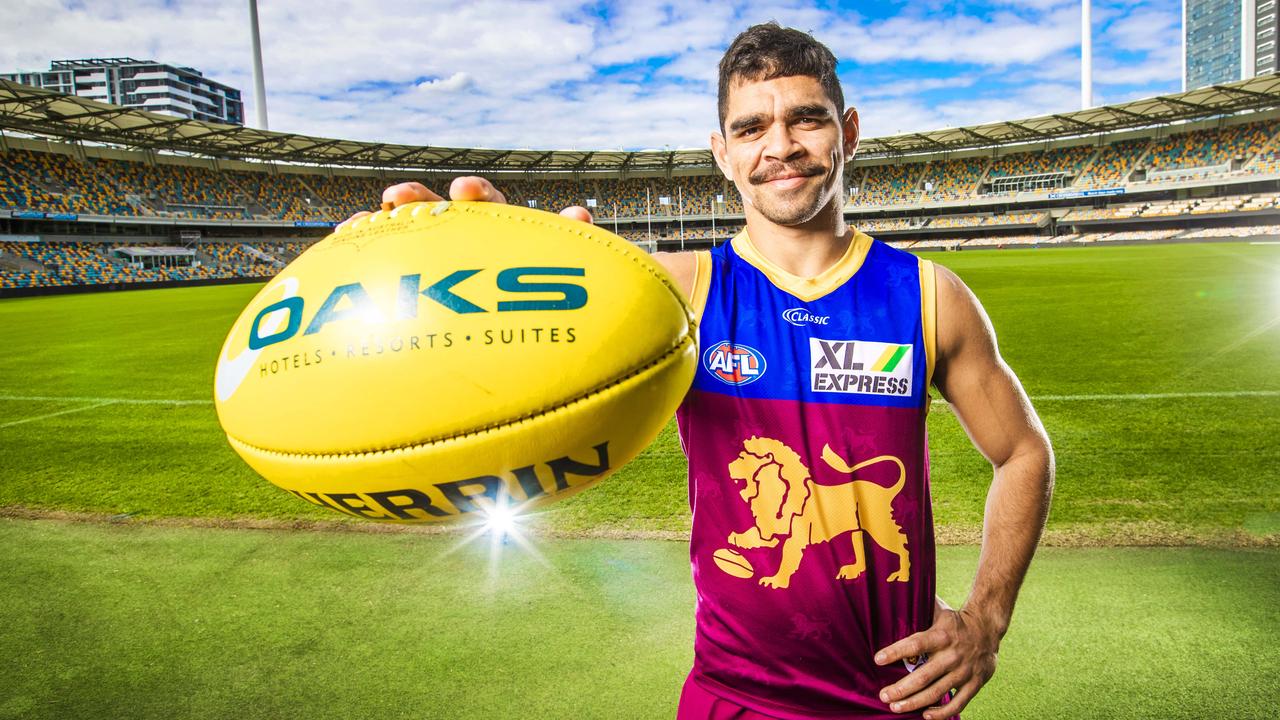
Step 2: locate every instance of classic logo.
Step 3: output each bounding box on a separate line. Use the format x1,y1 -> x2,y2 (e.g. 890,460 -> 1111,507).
782,307 -> 830,326
703,341 -> 767,386
810,338 -> 913,396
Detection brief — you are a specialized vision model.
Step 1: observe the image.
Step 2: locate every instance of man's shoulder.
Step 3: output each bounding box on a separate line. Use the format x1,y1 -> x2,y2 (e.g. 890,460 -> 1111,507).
652,251 -> 700,300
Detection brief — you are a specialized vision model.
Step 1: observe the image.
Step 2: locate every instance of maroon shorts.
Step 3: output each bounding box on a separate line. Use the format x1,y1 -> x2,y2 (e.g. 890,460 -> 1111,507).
675,673 -> 960,720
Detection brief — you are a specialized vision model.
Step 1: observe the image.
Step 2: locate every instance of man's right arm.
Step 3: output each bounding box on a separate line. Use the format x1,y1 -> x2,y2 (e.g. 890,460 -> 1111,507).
361,177 -> 699,302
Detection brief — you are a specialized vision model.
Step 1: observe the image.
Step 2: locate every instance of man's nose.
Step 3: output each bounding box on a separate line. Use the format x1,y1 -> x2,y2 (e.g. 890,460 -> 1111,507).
762,122 -> 804,162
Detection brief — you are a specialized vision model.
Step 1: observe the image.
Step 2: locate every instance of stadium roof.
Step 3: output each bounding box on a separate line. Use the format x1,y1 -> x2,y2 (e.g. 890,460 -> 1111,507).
2,73 -> 1279,172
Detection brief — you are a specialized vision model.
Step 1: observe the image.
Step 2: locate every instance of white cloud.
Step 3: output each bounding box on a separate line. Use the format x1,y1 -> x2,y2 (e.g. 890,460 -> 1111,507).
414,73 -> 473,95
592,0 -> 736,66
0,1 -> 1186,150
852,75 -> 978,101
826,5 -> 1080,67
855,81 -> 1083,139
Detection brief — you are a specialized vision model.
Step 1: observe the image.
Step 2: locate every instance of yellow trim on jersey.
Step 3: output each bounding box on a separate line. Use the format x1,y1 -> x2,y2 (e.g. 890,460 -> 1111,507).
919,257 -> 938,391
689,250 -> 713,322
730,228 -> 874,302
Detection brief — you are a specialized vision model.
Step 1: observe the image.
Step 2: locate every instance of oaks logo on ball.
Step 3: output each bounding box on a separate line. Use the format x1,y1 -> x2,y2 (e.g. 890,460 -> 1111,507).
703,341 -> 766,386
246,266 -> 587,350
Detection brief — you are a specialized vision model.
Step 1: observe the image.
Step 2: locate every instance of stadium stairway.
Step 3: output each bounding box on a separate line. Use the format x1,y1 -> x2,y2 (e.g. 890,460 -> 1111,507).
0,248 -> 46,273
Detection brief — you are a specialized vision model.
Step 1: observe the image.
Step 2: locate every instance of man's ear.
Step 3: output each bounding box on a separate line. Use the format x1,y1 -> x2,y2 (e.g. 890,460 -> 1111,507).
711,131 -> 733,181
842,107 -> 860,160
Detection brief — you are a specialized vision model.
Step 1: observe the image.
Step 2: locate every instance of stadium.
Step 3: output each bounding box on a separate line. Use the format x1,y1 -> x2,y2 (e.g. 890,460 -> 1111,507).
2,42 -> 1278,720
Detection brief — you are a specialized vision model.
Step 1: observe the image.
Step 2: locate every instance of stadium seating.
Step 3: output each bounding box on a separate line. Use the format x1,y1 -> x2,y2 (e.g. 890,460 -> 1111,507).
986,146 -> 1095,180
3,117 -> 1279,225
850,164 -> 922,207
4,117 -> 1280,293
920,158 -> 987,201
0,240 -> 290,289
1142,122 -> 1272,174
1075,139 -> 1150,188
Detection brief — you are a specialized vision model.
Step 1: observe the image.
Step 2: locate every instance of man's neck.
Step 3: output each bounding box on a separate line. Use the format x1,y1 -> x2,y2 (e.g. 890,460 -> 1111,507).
741,199 -> 852,278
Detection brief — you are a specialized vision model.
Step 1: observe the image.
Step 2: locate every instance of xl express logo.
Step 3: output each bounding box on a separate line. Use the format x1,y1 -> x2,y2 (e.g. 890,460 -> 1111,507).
247,266 -> 586,351
810,338 -> 913,396
704,341 -> 767,386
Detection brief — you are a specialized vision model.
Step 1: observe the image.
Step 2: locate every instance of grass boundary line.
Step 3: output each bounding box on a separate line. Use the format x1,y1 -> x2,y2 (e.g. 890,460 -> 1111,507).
0,395 -> 211,406
2,505 -> 1274,548
0,400 -> 118,428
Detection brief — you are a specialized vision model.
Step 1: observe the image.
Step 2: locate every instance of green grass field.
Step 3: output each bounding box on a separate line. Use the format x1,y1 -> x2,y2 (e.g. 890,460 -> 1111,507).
1,241 -> 1276,540
2,520 -> 1277,720
2,241 -> 1279,718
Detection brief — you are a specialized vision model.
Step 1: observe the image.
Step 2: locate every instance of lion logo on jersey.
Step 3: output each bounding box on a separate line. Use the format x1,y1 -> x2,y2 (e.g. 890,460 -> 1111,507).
724,436 -> 910,589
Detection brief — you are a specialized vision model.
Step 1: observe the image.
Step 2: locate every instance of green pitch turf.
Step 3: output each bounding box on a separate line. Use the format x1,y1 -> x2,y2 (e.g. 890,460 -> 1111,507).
0,241 -> 1276,541
1,241 -> 1278,720
1,518 -> 1276,720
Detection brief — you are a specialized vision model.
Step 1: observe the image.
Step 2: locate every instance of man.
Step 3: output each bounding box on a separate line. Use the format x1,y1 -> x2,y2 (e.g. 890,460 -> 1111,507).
360,22 -> 1053,720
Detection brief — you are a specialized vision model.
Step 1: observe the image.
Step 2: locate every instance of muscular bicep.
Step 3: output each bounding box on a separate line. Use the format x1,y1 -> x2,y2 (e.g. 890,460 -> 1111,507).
932,265 -> 1049,468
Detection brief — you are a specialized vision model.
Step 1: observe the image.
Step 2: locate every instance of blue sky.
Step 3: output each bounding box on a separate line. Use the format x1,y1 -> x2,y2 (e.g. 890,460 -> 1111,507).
4,1 -> 1183,150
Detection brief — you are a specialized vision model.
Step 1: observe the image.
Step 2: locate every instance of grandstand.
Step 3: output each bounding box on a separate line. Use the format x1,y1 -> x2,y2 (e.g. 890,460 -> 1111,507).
3,74 -> 1280,294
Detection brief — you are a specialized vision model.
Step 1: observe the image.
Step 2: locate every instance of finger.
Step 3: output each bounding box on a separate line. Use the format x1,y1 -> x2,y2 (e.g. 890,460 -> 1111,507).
887,668 -> 965,714
880,651 -> 953,705
876,628 -> 947,666
448,176 -> 507,204
559,206 -> 594,224
381,181 -> 442,211
922,679 -> 978,720
338,210 -> 371,231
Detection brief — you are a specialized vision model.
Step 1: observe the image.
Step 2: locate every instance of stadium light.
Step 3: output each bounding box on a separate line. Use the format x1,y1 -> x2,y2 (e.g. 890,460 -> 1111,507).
646,187 -> 653,246
248,0 -> 270,130
678,187 -> 685,251
712,194 -> 723,245
1081,0 -> 1093,109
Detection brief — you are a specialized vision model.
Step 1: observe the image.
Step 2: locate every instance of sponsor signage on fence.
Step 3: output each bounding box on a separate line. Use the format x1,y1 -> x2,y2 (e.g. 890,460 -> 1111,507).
1048,187 -> 1125,200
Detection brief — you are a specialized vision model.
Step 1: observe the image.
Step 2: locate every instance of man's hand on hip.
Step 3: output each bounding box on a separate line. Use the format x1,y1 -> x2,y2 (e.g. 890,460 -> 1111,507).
873,597 -> 1001,720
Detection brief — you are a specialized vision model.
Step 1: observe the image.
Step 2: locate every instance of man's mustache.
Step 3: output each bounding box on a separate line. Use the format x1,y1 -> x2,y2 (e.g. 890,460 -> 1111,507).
749,162 -> 826,185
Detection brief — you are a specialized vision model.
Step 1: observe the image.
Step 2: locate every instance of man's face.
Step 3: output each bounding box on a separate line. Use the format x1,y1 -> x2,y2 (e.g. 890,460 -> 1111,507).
712,74 -> 858,227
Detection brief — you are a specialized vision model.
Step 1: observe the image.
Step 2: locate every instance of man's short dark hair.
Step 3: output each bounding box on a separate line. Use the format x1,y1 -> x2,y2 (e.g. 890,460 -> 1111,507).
717,22 -> 845,132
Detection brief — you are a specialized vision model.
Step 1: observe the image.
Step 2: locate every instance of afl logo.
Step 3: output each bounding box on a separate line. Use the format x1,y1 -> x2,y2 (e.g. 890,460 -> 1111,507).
703,341 -> 766,385
782,308 -> 830,326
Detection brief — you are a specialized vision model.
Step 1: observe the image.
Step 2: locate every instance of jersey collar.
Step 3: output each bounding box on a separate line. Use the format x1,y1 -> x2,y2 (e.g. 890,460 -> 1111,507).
730,228 -> 874,302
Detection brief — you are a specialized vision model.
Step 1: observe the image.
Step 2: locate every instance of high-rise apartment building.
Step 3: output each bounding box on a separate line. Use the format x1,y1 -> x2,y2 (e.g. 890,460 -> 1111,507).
1185,0 -> 1280,89
1,58 -> 244,125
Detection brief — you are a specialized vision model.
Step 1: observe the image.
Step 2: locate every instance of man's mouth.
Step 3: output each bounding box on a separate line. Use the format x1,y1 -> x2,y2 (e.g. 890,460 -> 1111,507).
750,164 -> 824,187
766,175 -> 811,189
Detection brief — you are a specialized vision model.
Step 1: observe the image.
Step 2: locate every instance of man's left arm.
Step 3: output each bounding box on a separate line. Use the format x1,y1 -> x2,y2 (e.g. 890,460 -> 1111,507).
875,264 -> 1055,720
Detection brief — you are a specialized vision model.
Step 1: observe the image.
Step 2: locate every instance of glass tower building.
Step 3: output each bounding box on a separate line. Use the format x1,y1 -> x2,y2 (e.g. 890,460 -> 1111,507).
1185,0 -> 1280,89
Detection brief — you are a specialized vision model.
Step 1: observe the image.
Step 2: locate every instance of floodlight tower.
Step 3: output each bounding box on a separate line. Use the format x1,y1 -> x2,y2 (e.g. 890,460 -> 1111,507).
249,0 -> 270,130
1082,0 -> 1093,109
